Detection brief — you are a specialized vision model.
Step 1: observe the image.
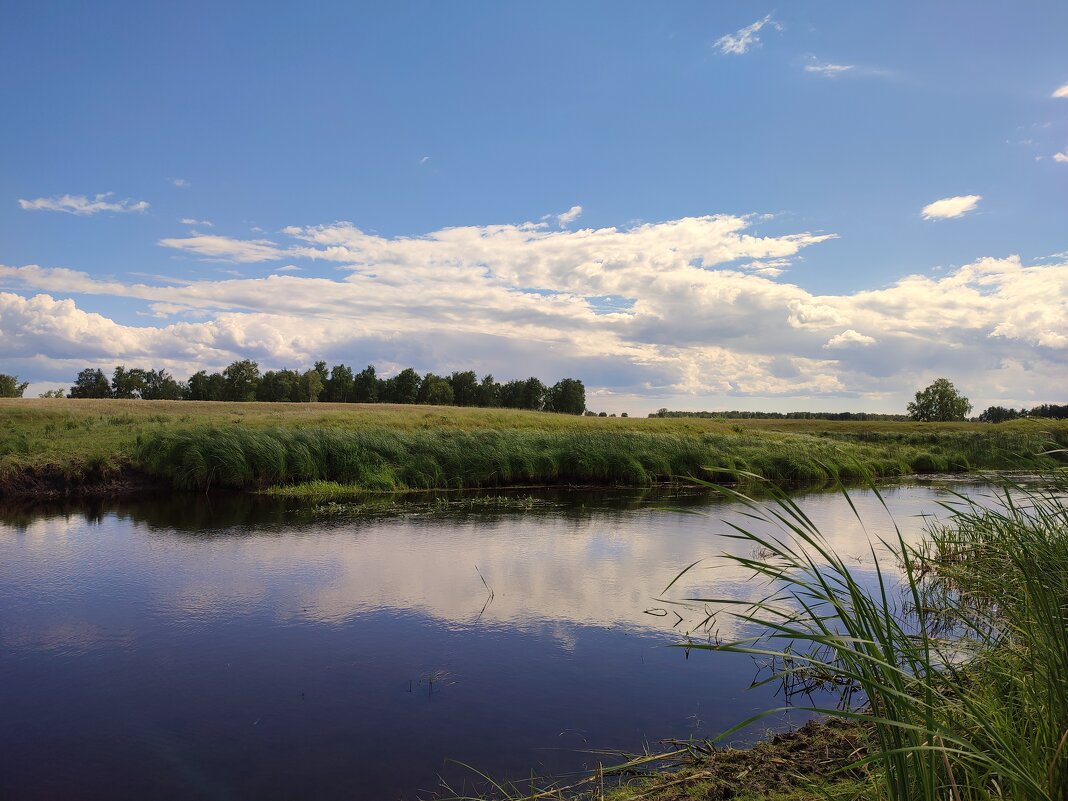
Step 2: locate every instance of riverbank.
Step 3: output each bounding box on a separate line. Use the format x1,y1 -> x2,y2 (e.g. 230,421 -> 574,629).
2,399 -> 1066,497
445,717 -> 871,801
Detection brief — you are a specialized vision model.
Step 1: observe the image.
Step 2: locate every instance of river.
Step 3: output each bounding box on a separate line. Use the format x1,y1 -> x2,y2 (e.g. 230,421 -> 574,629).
0,478 -> 1002,800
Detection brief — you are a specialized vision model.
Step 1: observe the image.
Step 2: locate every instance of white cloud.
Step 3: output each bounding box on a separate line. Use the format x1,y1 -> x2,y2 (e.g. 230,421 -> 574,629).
556,205 -> 583,227
158,234 -> 287,262
17,193 -> 149,215
171,178 -> 191,188
921,194 -> 982,220
1053,82 -> 1068,99
1054,150 -> 1068,163
824,329 -> 876,348
274,264 -> 302,272
419,155 -> 430,165
180,218 -> 214,227
3,213 -> 1066,412
804,59 -> 853,77
714,14 -> 781,55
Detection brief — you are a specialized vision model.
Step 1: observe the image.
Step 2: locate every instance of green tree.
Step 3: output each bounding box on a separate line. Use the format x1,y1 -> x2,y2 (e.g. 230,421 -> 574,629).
906,378 -> 972,422
141,369 -> 184,400
299,368 -> 324,402
520,377 -> 546,411
418,373 -> 455,405
39,388 -> 66,398
223,360 -> 261,402
476,374 -> 500,407
111,366 -> 148,399
383,368 -> 421,404
324,364 -> 354,403
977,405 -> 1021,424
353,365 -> 378,403
69,368 -> 112,398
187,370 -> 226,401
257,369 -> 300,402
498,379 -> 525,408
545,378 -> 585,415
0,374 -> 29,397
312,360 -> 329,401
448,371 -> 478,406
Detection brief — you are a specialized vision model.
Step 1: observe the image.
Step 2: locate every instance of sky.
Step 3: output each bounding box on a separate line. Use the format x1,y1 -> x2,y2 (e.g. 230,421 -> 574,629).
1,1 -> 1066,414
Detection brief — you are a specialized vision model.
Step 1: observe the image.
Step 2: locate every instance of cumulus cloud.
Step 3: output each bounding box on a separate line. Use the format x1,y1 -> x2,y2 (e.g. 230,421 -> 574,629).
921,195 -> 982,220
714,14 -> 781,55
3,214 -> 1066,411
1054,150 -> 1068,163
824,329 -> 876,348
1053,81 -> 1068,99
17,193 -> 149,215
804,59 -> 853,77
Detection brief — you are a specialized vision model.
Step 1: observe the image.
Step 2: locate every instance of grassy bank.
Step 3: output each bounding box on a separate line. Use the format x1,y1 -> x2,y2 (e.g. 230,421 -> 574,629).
1,399 -> 1066,495
672,473 -> 1068,801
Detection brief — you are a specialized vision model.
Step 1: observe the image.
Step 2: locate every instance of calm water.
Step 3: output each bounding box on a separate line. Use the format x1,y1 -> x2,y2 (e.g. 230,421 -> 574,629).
0,479 -> 996,800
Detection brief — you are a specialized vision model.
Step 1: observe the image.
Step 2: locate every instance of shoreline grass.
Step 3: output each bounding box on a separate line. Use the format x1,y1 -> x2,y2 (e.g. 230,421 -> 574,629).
670,471 -> 1068,801
1,398 -> 1066,495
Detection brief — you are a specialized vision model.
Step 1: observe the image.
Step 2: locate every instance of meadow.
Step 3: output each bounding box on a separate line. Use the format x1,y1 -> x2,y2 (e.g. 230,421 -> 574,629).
1,398 -> 1066,496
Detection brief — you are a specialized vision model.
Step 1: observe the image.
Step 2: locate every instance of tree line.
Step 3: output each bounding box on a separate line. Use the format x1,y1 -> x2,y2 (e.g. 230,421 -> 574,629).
3,362 -> 587,414
977,403 -> 1068,422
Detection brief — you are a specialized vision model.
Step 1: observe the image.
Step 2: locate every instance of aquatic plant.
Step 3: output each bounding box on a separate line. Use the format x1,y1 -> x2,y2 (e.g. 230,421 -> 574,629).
675,470 -> 1068,801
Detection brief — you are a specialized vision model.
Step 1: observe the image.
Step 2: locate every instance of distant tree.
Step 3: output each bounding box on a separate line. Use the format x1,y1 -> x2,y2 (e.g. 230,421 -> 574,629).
977,405 -> 1021,424
353,365 -> 378,403
907,378 -> 972,422
141,369 -> 184,400
69,368 -> 112,398
1029,403 -> 1068,420
111,366 -> 148,399
498,379 -> 525,408
0,374 -> 29,398
324,364 -> 354,403
257,369 -> 300,402
545,378 -> 585,415
383,368 -> 421,404
312,361 -> 329,401
520,377 -> 546,411
299,368 -> 324,402
187,370 -> 226,401
448,371 -> 478,406
223,360 -> 261,402
418,373 -> 455,405
598,411 -> 607,417
39,388 -> 66,399
476,374 -> 500,407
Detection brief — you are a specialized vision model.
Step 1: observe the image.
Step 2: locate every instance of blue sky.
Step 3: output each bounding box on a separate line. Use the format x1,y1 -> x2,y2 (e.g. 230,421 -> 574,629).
1,1 -> 1066,412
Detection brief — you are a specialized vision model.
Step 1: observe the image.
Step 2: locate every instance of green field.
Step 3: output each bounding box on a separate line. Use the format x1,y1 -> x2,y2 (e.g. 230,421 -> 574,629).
1,398 -> 1066,495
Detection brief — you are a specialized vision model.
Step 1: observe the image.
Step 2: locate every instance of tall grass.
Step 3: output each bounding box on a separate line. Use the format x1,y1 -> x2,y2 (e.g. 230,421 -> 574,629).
676,470 -> 1068,801
134,426 -> 719,491
3,399 -> 1066,494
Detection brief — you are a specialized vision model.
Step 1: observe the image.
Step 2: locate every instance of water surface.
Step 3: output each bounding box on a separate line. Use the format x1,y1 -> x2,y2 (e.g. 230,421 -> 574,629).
0,479 -> 996,800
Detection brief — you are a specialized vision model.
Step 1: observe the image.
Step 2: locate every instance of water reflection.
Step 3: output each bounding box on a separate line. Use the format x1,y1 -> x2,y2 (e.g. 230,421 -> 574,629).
0,479 -> 1004,801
